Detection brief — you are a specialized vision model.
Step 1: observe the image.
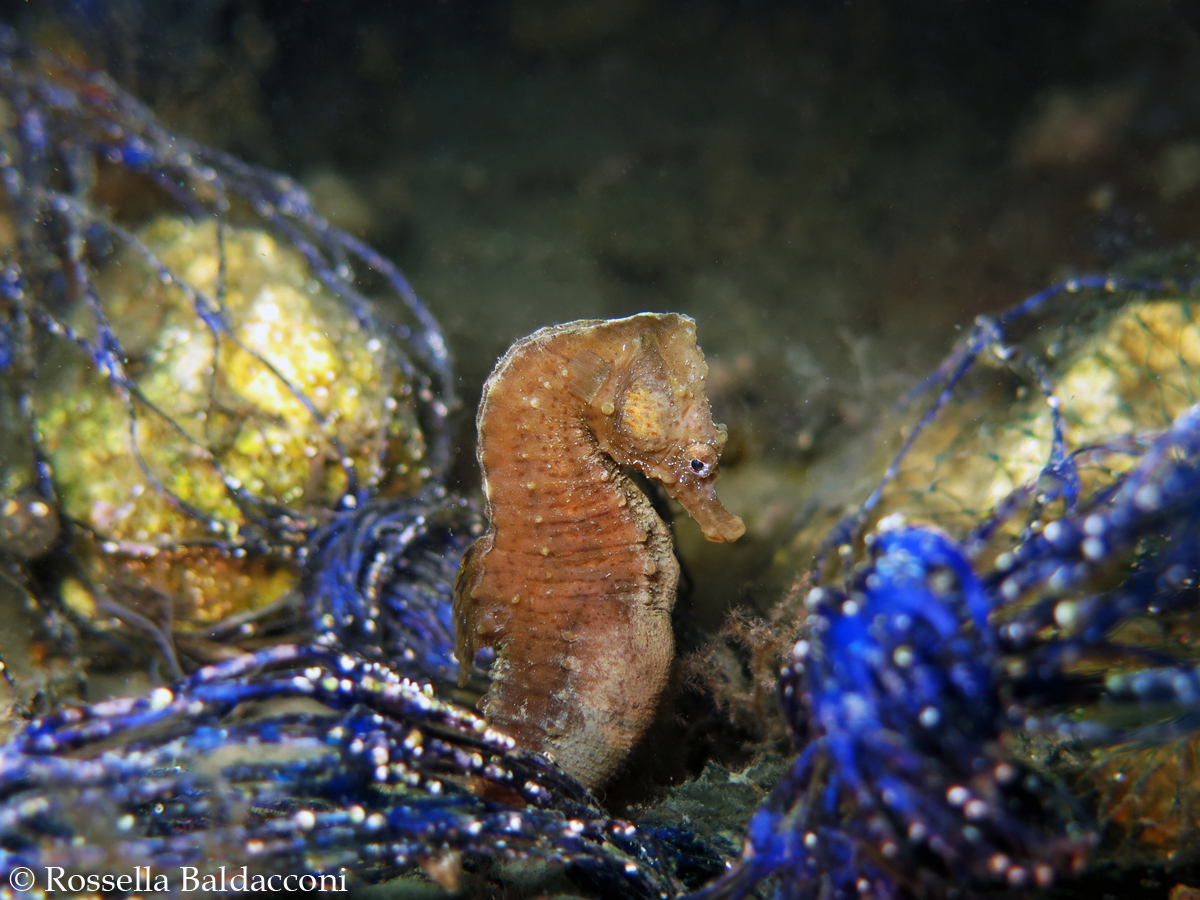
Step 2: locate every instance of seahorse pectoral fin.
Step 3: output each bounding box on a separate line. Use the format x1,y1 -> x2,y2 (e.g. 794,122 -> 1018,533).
665,478 -> 745,543
567,350 -> 612,403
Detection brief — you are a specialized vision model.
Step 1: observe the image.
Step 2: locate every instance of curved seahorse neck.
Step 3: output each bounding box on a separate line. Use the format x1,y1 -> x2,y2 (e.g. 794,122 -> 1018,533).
475,328 -> 609,543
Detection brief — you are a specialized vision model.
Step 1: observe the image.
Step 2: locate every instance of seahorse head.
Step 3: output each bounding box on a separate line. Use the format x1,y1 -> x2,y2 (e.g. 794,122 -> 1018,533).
581,313 -> 745,543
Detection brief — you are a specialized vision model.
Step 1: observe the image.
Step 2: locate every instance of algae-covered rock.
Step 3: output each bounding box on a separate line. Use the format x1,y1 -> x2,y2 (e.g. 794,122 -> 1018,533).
885,298 -> 1200,533
33,216 -> 427,631
784,295 -> 1200,573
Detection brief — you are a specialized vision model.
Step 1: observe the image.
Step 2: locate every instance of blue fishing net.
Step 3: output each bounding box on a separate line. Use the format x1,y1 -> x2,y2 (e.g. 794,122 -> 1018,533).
699,265 -> 1200,899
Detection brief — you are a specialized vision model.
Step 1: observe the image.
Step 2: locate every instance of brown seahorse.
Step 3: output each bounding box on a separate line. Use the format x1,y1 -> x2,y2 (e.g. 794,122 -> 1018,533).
454,312 -> 744,791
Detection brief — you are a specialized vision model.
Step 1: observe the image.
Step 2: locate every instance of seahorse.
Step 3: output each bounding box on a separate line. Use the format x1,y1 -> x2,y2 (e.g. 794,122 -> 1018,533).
454,313 -> 744,790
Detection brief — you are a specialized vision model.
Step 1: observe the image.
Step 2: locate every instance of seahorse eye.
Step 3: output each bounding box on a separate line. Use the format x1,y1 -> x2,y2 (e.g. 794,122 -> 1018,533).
683,442 -> 715,478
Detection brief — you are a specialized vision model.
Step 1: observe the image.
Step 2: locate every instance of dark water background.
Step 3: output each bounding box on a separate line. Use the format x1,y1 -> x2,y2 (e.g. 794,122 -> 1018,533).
11,2 -> 1199,394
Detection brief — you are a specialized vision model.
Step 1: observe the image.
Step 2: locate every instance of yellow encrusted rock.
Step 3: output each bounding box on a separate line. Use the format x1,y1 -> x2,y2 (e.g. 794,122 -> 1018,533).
34,216 -> 427,630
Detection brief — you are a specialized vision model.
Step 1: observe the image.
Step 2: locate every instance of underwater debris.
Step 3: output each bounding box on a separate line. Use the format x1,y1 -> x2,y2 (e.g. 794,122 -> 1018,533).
454,313 -> 743,791
305,490 -> 484,686
695,523 -> 1094,900
849,294 -> 1200,555
33,215 -> 431,631
0,644 -> 680,898
696,268 -> 1200,899
0,22 -> 453,664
